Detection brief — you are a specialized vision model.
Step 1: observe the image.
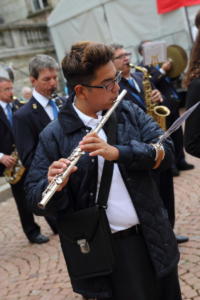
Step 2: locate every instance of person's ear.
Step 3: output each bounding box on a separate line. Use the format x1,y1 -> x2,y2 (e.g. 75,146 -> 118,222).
74,85 -> 88,99
30,76 -> 36,86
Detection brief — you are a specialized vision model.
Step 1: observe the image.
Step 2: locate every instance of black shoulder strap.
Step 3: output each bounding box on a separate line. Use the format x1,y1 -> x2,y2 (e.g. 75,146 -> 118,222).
96,112 -> 117,208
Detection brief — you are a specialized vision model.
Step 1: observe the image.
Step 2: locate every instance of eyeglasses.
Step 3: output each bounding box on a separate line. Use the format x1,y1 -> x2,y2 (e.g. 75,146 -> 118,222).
114,52 -> 132,60
81,71 -> 122,92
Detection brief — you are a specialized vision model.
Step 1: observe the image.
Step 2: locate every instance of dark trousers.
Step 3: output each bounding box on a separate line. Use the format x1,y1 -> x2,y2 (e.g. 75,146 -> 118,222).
10,176 -> 57,240
152,169 -> 175,228
98,232 -> 181,300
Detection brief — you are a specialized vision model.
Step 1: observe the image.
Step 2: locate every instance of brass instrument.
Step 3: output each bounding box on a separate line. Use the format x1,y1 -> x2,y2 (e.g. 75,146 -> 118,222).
129,63 -> 170,130
141,42 -> 188,78
38,89 -> 127,209
3,148 -> 25,184
166,45 -> 188,78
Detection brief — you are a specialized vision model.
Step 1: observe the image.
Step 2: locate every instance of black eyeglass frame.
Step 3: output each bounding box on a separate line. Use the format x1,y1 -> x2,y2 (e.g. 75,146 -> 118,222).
80,71 -> 122,91
114,52 -> 132,60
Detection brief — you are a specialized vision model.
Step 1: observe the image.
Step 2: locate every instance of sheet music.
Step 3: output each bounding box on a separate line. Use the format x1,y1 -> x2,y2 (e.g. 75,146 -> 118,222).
143,41 -> 167,65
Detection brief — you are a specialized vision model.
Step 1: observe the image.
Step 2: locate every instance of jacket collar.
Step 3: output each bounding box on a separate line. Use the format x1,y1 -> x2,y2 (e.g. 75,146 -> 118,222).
58,93 -> 86,134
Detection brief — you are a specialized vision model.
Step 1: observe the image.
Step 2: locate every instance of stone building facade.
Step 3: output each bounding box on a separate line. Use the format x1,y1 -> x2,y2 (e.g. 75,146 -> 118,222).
0,0 -> 60,97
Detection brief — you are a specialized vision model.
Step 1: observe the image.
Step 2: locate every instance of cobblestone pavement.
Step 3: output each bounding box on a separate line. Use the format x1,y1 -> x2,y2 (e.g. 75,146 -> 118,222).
0,154 -> 200,300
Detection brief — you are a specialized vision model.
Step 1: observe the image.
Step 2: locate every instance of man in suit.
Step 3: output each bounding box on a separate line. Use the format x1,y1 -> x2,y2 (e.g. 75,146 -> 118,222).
13,54 -> 66,238
13,55 -> 65,170
0,76 -> 49,244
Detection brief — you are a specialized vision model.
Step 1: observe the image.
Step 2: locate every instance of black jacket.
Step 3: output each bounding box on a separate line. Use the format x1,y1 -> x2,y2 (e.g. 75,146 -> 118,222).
25,96 -> 179,297
184,78 -> 200,157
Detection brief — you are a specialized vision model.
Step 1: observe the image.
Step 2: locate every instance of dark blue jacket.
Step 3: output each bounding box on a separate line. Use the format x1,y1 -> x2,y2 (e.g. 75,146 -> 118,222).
25,95 -> 179,298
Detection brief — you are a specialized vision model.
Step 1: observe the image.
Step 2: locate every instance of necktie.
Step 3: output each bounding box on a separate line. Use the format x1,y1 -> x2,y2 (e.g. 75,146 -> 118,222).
128,78 -> 136,90
127,78 -> 145,107
6,103 -> 13,126
49,99 -> 58,119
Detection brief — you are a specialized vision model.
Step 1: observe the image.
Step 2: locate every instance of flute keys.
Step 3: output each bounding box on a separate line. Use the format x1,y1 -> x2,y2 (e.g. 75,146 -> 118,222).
55,177 -> 63,184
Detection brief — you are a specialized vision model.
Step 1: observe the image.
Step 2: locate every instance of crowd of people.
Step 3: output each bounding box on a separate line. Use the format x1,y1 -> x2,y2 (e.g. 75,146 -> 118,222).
0,12 -> 200,300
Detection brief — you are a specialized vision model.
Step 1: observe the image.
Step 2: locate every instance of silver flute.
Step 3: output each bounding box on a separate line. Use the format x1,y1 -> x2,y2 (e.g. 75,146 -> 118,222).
38,89 -> 127,209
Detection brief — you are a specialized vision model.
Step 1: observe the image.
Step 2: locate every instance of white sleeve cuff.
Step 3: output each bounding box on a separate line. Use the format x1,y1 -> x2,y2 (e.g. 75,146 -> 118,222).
159,68 -> 166,75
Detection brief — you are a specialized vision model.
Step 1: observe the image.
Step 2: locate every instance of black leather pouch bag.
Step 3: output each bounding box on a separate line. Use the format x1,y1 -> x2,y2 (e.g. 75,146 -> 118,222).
58,115 -> 116,280
58,206 -> 114,280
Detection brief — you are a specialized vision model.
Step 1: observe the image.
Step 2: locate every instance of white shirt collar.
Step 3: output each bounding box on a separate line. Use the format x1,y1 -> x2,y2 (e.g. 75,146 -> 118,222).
0,100 -> 12,111
72,101 -> 102,128
33,89 -> 49,108
0,100 -> 7,111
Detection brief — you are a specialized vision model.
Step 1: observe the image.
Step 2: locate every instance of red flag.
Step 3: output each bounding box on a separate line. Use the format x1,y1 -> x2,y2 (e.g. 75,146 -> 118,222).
184,0 -> 200,6
156,0 -> 182,14
157,0 -> 200,14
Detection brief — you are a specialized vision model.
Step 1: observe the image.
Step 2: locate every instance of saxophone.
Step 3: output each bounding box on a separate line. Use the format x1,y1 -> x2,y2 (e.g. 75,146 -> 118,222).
3,148 -> 26,184
129,64 -> 170,130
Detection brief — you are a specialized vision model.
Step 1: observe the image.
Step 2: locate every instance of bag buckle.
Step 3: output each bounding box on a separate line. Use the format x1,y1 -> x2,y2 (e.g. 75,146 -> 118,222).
77,239 -> 90,254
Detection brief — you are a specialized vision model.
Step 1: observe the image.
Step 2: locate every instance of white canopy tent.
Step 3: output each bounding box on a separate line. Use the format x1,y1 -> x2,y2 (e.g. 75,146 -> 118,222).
48,0 -> 200,64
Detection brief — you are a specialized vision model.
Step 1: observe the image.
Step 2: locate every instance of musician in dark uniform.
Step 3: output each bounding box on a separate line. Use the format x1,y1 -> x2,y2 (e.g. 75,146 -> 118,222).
112,43 -> 188,244
111,47 -> 162,110
137,40 -> 194,176
0,76 -> 49,243
25,41 -> 182,300
13,54 -> 66,238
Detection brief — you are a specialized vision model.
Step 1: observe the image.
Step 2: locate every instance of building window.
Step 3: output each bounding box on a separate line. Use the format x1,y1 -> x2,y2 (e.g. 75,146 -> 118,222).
30,0 -> 49,12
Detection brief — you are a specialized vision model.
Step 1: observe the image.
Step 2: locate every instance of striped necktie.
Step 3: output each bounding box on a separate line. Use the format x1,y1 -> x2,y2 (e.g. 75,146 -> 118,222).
6,103 -> 13,126
127,78 -> 145,107
48,99 -> 58,119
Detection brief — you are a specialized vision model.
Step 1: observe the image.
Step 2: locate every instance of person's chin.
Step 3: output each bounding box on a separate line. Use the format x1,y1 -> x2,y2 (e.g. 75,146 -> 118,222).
106,102 -> 114,109
46,93 -> 53,98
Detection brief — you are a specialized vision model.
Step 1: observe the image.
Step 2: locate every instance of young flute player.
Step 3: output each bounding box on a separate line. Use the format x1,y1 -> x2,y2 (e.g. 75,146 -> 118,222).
25,41 -> 182,300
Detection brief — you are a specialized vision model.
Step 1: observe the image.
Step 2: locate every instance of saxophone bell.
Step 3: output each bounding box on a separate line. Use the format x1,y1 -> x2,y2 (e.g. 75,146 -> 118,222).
130,64 -> 170,130
153,105 -> 170,117
153,105 -> 170,130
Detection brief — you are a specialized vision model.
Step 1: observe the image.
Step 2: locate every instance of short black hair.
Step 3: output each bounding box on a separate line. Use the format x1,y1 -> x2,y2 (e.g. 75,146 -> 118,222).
138,40 -> 150,55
